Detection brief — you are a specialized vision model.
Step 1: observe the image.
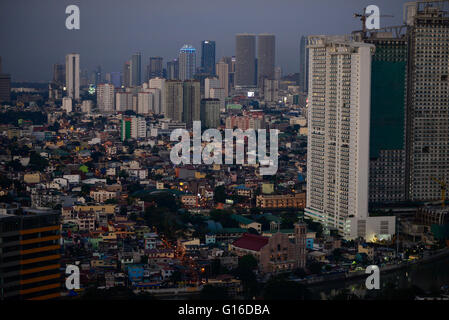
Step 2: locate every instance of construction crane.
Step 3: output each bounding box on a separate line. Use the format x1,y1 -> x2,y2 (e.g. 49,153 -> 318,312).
431,176 -> 447,207
354,9 -> 394,35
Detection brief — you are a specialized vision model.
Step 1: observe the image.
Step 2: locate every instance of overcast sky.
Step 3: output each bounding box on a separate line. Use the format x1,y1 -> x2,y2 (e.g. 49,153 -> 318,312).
0,0 -> 408,82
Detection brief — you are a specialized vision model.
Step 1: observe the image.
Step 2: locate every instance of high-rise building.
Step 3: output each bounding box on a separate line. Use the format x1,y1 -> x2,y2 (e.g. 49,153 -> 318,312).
130,52 -> 142,86
179,45 -> 197,81
200,98 -> 221,128
0,208 -> 61,300
235,34 -> 256,87
263,79 -> 279,103
305,35 -> 395,240
146,57 -> 163,81
216,61 -> 229,97
209,87 -> 225,110
115,91 -> 134,112
65,53 -> 80,100
299,35 -> 309,93
94,65 -> 102,85
97,83 -> 115,113
164,80 -> 184,122
62,97 -> 72,113
121,116 -> 146,141
52,64 -> 65,85
123,61 -> 131,87
0,73 -> 11,104
182,80 -> 201,127
149,77 -> 166,115
204,77 -> 220,99
353,29 -> 408,205
257,34 -> 275,87
167,59 -> 179,80
201,40 -> 216,75
404,1 -> 449,201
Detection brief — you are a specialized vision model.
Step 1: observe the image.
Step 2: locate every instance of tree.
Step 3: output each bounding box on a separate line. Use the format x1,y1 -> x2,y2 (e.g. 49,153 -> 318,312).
214,185 -> 226,203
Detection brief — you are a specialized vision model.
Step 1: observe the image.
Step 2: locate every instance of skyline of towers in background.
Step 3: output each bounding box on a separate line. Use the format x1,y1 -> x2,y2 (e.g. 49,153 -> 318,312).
146,56 -> 164,81
299,35 -> 309,94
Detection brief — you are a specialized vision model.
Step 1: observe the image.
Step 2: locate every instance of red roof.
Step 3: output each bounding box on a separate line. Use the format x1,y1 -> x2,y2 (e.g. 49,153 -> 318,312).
232,233 -> 269,252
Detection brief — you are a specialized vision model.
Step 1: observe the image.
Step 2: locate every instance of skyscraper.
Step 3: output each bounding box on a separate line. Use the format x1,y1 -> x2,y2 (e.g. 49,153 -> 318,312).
149,77 -> 166,115
216,61 -> 229,97
405,2 -> 449,201
257,34 -> 275,87
52,64 -> 65,85
97,83 -> 115,113
146,57 -> 163,81
179,45 -> 197,81
201,40 -> 216,75
164,80 -> 184,122
130,52 -> 142,86
200,98 -> 221,128
353,29 -> 408,205
305,35 -> 395,240
299,35 -> 309,93
204,77 -> 220,99
0,73 -> 11,103
235,34 -> 256,87
182,80 -> 201,127
65,53 -> 80,100
123,61 -> 131,87
167,59 -> 179,80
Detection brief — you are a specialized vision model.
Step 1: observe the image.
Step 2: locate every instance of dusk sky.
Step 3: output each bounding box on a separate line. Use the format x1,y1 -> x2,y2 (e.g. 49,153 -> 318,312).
0,0 -> 408,82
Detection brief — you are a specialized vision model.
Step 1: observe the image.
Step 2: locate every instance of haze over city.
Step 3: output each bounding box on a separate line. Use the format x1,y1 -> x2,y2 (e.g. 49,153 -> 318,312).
1,0 -> 405,81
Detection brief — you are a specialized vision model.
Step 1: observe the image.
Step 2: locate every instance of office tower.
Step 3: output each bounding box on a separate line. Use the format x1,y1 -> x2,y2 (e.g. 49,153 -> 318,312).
97,83 -> 115,113
263,79 -> 279,103
216,61 -> 229,97
94,65 -> 102,85
204,77 -> 220,99
209,87 -> 225,110
257,34 -> 275,87
146,57 -> 163,81
167,59 -> 179,80
62,97 -> 72,113
0,73 -> 11,103
130,52 -> 142,86
164,80 -> 184,122
305,35 -> 395,240
201,98 -> 221,128
353,29 -> 408,205
201,40 -> 216,75
299,35 -> 309,93
0,208 -> 61,300
182,80 -> 201,127
179,45 -> 197,80
138,90 -> 154,115
404,1 -> 449,201
149,77 -> 166,115
52,64 -> 65,85
123,61 -> 131,87
115,91 -> 134,112
235,34 -> 256,87
65,53 -> 80,100
110,72 -> 121,88
274,66 -> 282,80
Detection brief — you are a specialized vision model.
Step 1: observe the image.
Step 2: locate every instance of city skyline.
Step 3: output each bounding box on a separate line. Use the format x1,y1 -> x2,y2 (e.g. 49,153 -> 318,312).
0,0 -> 407,82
